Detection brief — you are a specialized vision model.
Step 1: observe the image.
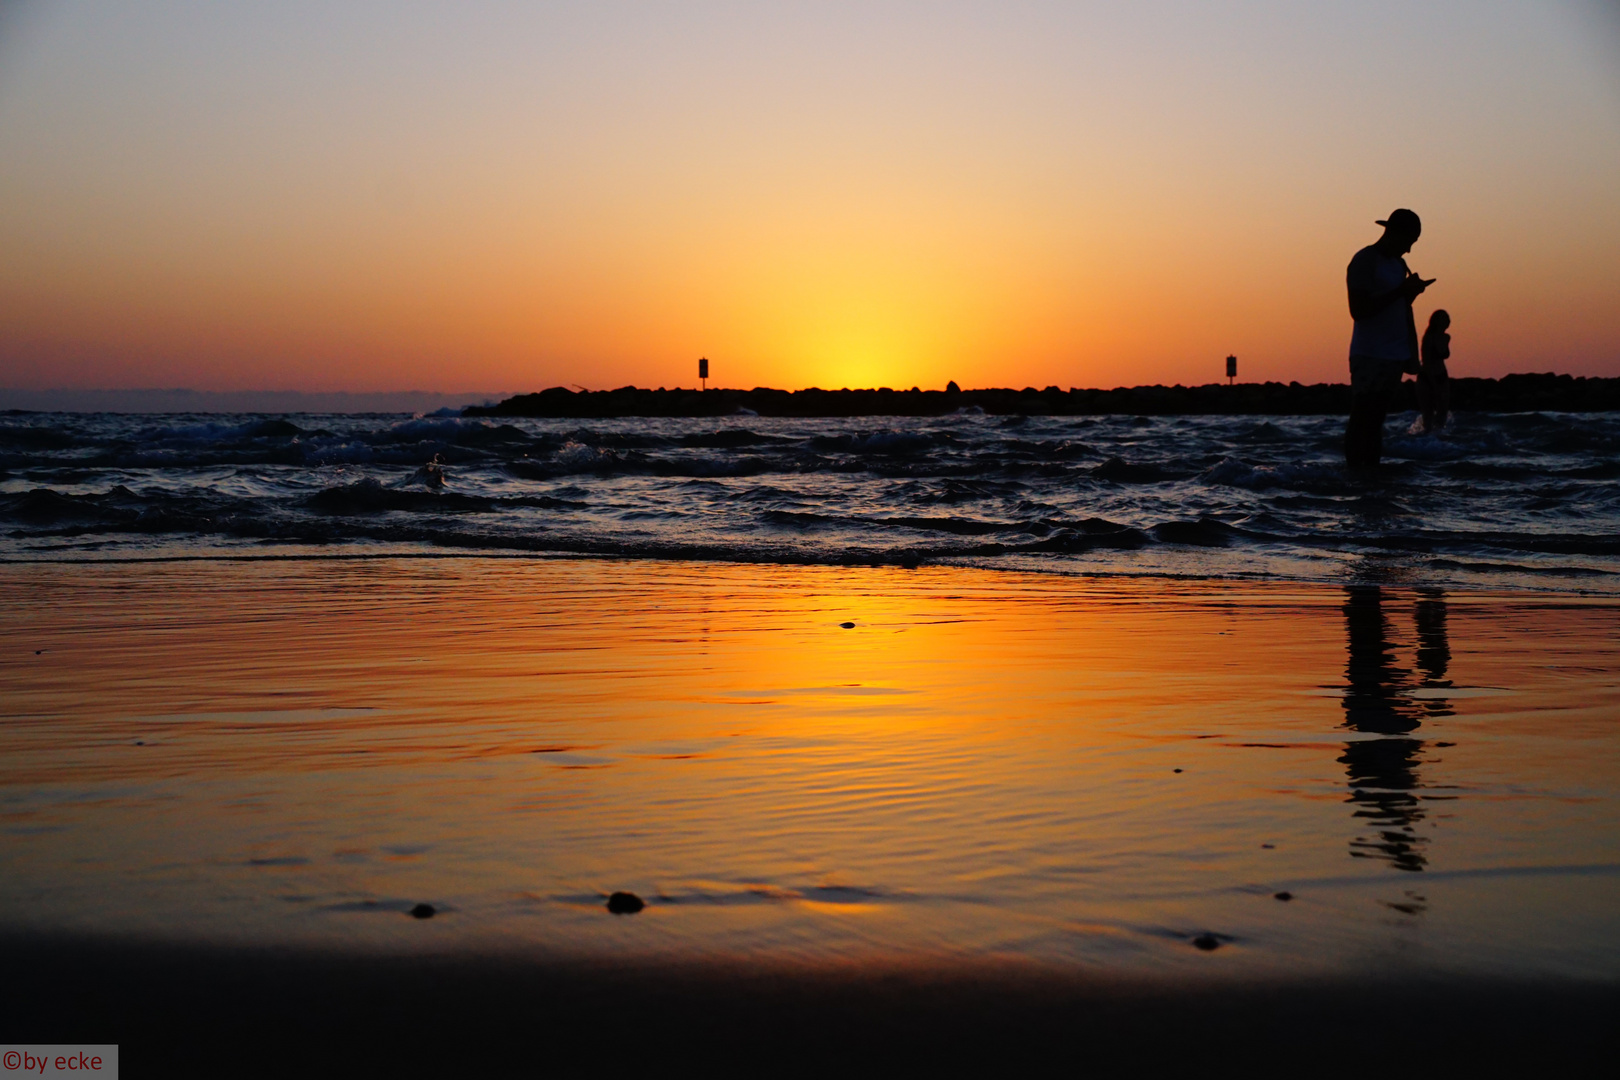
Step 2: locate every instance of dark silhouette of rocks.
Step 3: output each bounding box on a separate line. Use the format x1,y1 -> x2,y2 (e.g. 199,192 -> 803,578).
465,373 -> 1620,419
607,891 -> 644,915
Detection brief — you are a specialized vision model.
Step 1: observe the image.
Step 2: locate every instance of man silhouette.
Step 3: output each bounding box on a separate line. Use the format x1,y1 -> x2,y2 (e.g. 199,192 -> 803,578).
1344,209 -> 1433,467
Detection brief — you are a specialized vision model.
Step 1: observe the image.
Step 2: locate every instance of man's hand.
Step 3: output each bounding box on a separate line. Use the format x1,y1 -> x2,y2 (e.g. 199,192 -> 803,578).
1402,271 -> 1435,299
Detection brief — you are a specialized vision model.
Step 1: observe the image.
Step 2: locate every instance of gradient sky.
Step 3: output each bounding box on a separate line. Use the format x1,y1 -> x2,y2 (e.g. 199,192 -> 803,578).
2,1 -> 1617,393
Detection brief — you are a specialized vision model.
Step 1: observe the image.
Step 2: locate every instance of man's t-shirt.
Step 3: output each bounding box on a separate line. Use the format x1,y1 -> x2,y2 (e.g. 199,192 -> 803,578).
1347,245 -> 1413,361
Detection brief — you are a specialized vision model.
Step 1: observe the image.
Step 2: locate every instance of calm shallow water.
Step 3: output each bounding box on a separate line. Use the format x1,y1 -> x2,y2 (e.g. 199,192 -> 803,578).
2,559 -> 1616,979
2,409 -> 1618,591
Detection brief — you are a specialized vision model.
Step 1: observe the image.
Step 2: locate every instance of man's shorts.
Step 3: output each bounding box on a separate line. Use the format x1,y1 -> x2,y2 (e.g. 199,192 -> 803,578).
1349,355 -> 1406,399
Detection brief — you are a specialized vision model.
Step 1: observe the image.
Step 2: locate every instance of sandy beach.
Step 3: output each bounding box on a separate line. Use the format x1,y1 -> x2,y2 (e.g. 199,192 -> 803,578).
2,556 -> 1616,1068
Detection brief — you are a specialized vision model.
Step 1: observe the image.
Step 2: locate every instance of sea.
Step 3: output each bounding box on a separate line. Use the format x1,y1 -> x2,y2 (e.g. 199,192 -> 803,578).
2,407 -> 1618,591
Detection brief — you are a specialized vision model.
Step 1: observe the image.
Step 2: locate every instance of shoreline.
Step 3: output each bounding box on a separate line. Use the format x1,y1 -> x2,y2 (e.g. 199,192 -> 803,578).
3,549 -> 1614,599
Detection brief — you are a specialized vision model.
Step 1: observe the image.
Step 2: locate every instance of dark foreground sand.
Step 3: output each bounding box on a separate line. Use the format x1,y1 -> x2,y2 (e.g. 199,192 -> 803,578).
4,933 -> 1615,1074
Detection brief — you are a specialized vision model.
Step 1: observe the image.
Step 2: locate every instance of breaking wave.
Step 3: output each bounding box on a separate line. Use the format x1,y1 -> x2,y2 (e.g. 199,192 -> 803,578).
2,409 -> 1617,591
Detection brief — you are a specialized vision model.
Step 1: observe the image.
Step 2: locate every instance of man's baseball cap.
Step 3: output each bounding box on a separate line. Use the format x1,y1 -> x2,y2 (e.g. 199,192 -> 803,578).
1376,208 -> 1421,233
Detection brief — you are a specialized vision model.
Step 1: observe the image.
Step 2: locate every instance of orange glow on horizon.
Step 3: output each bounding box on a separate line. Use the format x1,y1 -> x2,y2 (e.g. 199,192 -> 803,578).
1,3 -> 1617,393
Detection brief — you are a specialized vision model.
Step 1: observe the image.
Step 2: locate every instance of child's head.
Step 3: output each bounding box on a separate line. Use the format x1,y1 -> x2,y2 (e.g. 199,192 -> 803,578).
1428,309 -> 1450,332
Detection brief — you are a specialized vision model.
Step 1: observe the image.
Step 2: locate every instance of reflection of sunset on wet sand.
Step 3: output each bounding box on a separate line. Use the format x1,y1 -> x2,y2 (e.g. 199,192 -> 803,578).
5,559 -> 1616,978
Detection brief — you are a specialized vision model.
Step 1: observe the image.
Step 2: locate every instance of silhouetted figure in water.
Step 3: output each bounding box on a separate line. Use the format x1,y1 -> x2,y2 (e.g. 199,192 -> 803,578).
1345,209 -> 1434,467
1417,309 -> 1452,434
1339,586 -> 1446,872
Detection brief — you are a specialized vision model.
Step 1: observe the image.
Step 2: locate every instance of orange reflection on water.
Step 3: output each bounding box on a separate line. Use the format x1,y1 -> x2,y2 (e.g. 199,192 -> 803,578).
1,559 -> 1617,977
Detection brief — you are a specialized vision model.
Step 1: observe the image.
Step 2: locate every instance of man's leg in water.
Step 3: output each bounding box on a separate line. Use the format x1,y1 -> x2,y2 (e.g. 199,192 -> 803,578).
1345,390 -> 1392,466
1345,357 -> 1402,467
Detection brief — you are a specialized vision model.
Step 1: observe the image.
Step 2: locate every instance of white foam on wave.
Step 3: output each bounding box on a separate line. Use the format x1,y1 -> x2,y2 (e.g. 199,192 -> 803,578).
386,416 -> 495,439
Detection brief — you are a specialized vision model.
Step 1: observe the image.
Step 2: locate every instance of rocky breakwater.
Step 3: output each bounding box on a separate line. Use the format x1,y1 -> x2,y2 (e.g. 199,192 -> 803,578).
464,373 -> 1620,419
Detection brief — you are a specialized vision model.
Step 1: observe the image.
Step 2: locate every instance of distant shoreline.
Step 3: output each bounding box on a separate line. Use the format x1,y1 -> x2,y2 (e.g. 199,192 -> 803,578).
0,388 -> 509,414
469,373 -> 1620,418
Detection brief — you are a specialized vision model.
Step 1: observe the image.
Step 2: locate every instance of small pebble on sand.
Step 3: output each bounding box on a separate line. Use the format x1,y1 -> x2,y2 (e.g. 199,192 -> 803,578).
840,622 -> 856,629
1192,934 -> 1221,951
409,903 -> 436,919
607,891 -> 645,915
1261,843 -> 1275,849
1274,891 -> 1293,901
1173,768 -> 1183,773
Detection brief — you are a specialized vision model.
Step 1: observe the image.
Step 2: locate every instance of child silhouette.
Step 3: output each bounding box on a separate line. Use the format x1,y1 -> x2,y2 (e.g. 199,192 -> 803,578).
1417,309 -> 1451,434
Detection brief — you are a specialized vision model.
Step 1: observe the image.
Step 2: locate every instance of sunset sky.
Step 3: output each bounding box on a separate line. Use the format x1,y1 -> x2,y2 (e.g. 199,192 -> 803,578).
1,1 -> 1617,394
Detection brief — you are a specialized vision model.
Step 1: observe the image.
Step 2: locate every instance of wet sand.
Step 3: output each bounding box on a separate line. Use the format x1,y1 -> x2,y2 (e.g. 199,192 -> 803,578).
2,557 -> 1617,1069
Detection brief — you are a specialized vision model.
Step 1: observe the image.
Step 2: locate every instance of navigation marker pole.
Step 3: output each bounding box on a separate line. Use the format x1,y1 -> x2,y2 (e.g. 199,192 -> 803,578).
1226,355 -> 1237,386
699,356 -> 709,392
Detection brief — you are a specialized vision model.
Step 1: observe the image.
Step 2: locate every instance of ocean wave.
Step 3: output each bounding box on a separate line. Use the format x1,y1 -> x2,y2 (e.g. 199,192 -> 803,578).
678,428 -> 796,448
809,430 -> 947,455
306,478 -> 497,515
1092,457 -> 1177,483
0,485 -> 227,534
1151,519 -> 1240,547
2,409 -> 1618,592
1198,457 -> 1347,492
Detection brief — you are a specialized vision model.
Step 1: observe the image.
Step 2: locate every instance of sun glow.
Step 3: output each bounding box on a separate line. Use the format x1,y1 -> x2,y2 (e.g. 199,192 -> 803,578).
0,2 -> 1616,393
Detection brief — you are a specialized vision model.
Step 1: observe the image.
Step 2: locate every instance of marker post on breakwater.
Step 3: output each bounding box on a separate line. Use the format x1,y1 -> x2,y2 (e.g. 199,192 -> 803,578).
699,357 -> 709,392
1226,355 -> 1237,386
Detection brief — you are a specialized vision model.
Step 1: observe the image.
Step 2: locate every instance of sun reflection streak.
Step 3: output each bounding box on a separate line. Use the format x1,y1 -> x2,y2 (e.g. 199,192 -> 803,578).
0,559 -> 1617,974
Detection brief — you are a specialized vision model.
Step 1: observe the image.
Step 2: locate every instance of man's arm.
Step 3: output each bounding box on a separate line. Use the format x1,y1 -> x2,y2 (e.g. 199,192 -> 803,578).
1348,271 -> 1433,321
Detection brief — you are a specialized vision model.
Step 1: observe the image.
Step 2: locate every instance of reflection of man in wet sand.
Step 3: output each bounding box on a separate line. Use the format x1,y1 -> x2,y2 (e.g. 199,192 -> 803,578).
1339,586 -> 1451,872
1344,209 -> 1434,467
